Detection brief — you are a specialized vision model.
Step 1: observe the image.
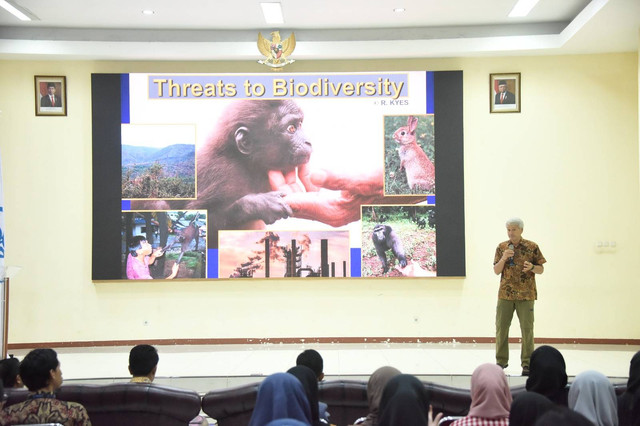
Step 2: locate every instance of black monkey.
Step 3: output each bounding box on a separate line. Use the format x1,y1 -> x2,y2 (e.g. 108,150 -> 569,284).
427,209 -> 436,228
371,224 -> 407,273
415,217 -> 426,229
133,99 -> 312,249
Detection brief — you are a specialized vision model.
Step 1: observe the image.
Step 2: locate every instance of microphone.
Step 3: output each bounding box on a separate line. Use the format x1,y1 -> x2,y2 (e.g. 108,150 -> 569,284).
507,243 -> 515,266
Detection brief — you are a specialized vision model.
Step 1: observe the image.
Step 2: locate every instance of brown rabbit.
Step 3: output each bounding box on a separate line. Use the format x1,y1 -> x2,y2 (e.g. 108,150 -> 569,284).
393,115 -> 435,192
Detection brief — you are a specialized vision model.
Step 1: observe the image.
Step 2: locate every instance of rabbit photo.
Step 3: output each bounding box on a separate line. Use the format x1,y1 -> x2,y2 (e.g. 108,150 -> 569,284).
392,115 -> 435,193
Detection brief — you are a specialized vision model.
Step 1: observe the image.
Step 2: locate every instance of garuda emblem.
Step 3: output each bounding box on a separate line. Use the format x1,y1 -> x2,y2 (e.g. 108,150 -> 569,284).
258,31 -> 296,69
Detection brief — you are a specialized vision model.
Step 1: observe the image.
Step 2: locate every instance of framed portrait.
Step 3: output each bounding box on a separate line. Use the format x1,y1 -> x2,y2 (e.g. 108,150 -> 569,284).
490,73 -> 520,113
35,75 -> 67,116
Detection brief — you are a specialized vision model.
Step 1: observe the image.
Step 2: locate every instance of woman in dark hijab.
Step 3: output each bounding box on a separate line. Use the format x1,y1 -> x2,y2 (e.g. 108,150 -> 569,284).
287,365 -> 321,426
510,392 -> 555,426
525,345 -> 568,405
249,372 -> 312,426
618,350 -> 640,426
378,374 -> 441,426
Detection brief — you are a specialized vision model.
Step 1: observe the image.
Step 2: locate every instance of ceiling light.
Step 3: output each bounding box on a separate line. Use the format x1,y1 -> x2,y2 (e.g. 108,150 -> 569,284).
508,0 -> 540,17
260,2 -> 284,24
142,10 -> 155,15
394,8 -> 406,13
0,0 -> 32,21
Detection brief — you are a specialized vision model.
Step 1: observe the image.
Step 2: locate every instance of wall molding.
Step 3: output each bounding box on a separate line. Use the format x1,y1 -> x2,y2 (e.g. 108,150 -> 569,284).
8,336 -> 640,349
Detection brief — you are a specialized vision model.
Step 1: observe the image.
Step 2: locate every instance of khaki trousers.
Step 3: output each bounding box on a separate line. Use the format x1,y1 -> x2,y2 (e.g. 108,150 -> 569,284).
495,299 -> 534,368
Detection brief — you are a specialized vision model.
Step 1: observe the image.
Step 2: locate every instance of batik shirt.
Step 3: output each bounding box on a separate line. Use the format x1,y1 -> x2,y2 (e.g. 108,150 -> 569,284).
494,238 -> 546,301
0,393 -> 92,426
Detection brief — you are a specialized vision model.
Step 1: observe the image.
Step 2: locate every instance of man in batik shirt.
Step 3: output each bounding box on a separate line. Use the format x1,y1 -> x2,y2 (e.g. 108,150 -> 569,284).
0,348 -> 91,426
493,217 -> 546,376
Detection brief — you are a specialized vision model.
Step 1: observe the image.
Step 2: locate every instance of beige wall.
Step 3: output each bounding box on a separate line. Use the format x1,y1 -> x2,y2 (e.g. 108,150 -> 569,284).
0,53 -> 638,345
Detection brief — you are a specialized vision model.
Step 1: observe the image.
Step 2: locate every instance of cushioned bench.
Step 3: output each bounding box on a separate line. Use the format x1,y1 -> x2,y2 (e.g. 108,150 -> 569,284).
202,379 -> 474,426
4,383 -> 202,426
201,379 -> 628,426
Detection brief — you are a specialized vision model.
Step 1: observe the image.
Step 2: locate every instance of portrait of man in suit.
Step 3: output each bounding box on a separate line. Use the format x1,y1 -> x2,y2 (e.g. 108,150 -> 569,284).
40,82 -> 62,108
494,79 -> 516,105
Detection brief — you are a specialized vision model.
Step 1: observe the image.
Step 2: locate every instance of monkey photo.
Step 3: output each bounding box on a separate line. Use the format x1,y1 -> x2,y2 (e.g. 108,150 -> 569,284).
362,205 -> 436,277
132,99 -> 312,248
371,224 -> 407,274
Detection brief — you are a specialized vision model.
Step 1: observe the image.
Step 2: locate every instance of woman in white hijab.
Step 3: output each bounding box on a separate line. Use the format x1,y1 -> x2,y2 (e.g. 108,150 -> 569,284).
568,370 -> 618,426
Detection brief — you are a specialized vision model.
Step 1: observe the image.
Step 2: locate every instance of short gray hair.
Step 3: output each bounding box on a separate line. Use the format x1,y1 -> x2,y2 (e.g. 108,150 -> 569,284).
506,217 -> 524,229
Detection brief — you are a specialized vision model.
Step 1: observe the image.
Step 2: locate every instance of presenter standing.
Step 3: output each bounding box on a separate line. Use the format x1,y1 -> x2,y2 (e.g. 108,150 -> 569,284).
493,218 -> 546,376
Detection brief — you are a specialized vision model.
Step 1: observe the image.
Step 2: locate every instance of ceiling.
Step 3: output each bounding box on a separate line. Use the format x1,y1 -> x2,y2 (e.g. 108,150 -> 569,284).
0,0 -> 638,61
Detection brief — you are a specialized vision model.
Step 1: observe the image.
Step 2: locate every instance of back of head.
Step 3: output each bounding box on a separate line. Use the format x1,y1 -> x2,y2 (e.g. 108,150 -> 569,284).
287,365 -> 320,425
469,363 -> 512,419
296,349 -> 323,379
568,370 -> 617,426
619,351 -> 640,426
249,372 -> 312,426
19,348 -> 59,392
129,344 -> 159,377
526,345 -> 568,402
509,392 -> 554,426
378,374 -> 430,426
534,407 -> 593,426
366,366 -> 402,421
627,350 -> 640,394
0,357 -> 21,388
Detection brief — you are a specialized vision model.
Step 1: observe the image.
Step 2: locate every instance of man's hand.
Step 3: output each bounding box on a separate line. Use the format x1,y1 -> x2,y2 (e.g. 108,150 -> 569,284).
501,249 -> 514,262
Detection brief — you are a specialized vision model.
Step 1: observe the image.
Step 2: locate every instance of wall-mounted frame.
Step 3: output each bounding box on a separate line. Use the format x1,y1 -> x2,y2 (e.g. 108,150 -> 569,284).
490,73 -> 520,113
35,75 -> 67,116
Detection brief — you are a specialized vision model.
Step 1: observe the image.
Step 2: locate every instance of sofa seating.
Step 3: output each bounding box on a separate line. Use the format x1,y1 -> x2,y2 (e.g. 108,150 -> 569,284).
318,380 -> 368,425
201,382 -> 260,426
202,379 -> 473,426
4,383 -> 202,426
201,379 -> 628,426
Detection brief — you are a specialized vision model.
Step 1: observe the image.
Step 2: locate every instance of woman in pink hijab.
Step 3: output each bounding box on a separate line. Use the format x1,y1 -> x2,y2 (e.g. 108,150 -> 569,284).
451,363 -> 512,426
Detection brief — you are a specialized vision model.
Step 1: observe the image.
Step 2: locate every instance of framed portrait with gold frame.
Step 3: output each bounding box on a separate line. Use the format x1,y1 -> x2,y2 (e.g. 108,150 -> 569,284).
490,73 -> 520,113
35,75 -> 67,116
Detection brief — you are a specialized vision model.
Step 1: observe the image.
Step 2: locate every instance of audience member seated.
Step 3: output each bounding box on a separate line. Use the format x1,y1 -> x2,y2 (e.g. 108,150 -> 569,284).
128,344 -> 208,425
352,365 -> 401,426
128,344 -> 159,383
249,372 -> 312,426
0,355 -> 23,388
525,345 -> 568,405
509,392 -> 555,426
0,348 -> 91,426
534,406 -> 594,426
288,366 -> 322,426
377,374 -> 442,426
568,370 -> 618,426
450,363 -> 511,426
618,350 -> 640,426
297,349 -> 330,424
